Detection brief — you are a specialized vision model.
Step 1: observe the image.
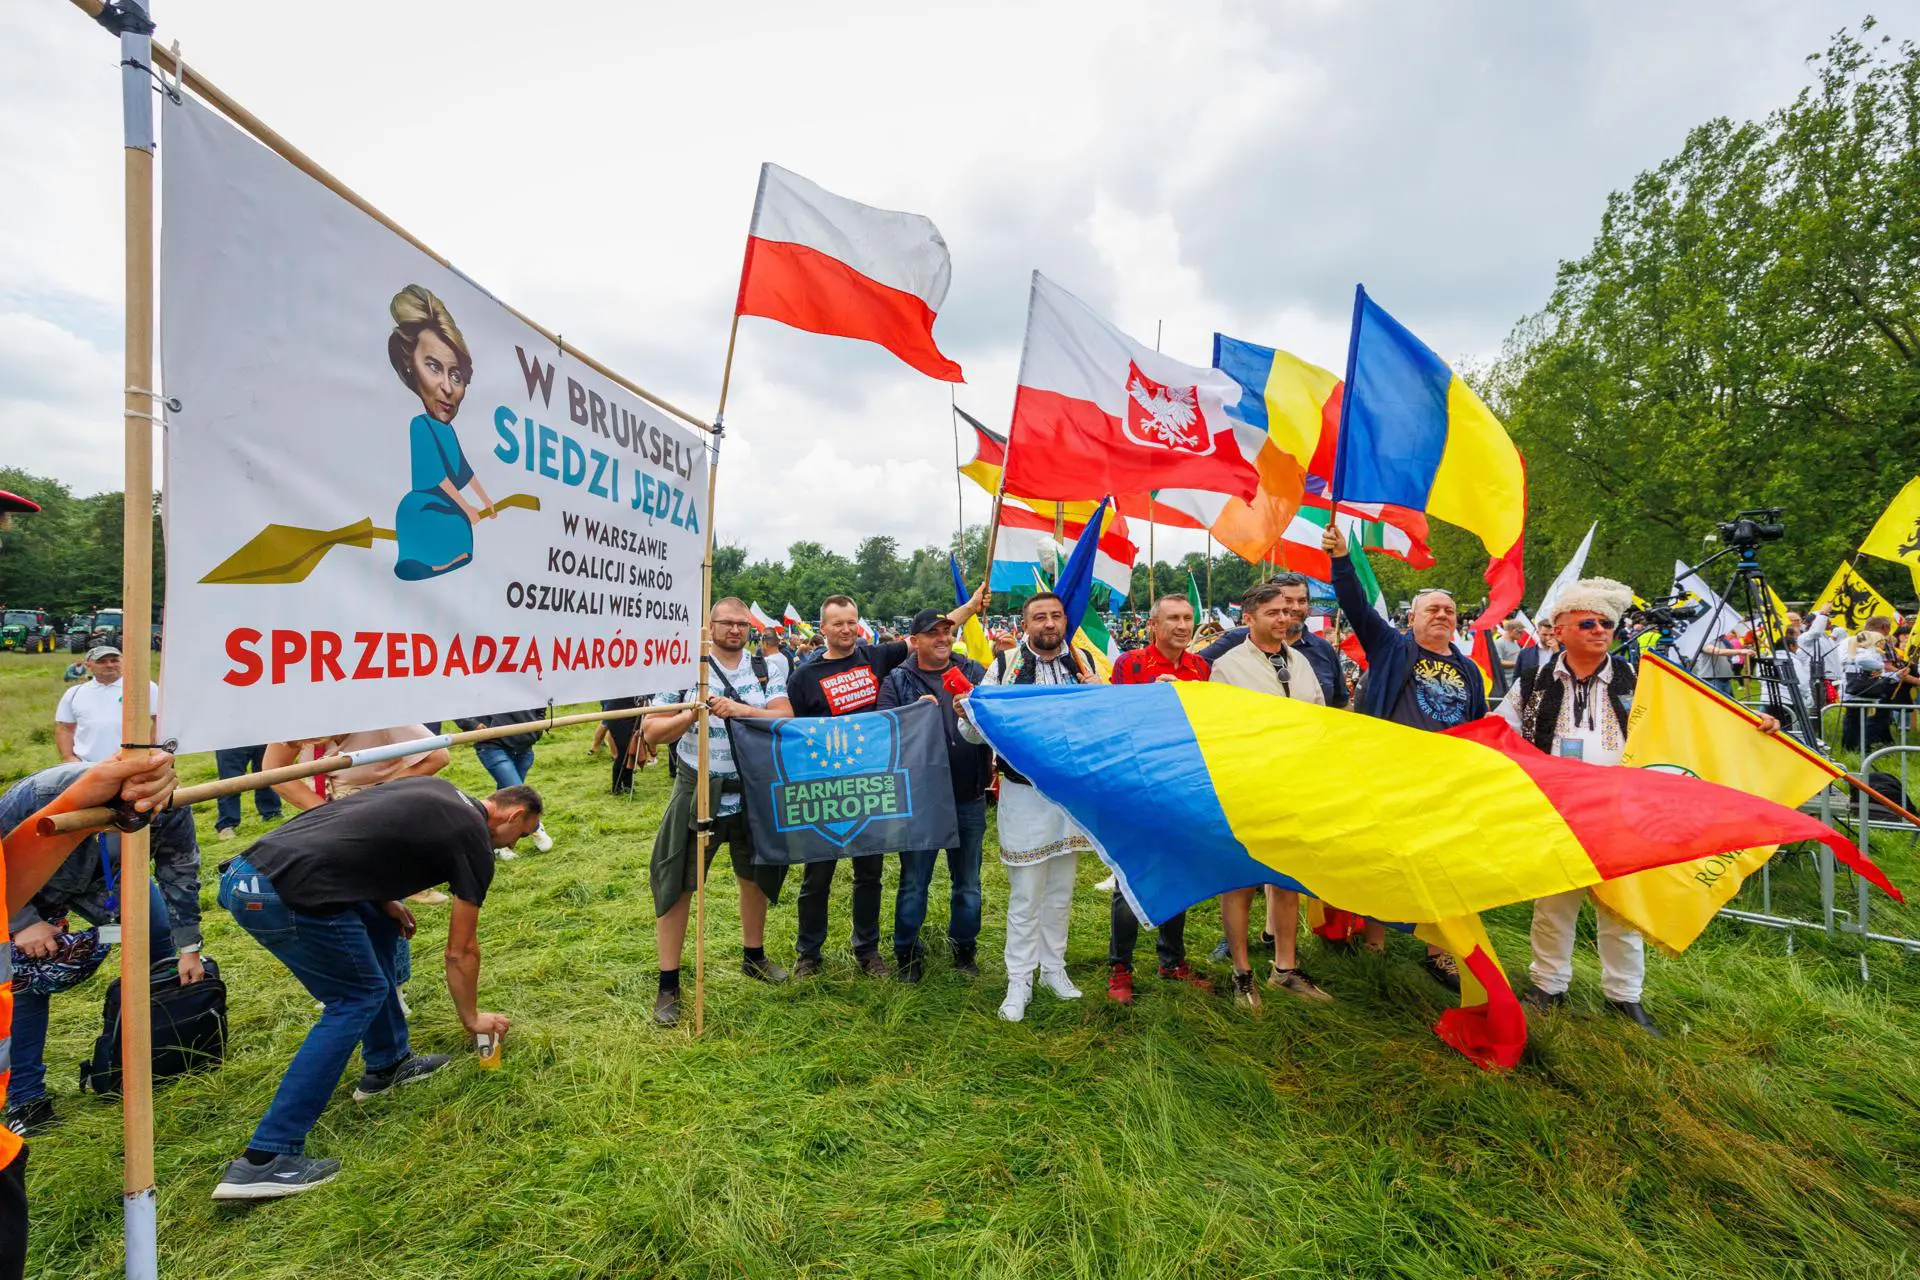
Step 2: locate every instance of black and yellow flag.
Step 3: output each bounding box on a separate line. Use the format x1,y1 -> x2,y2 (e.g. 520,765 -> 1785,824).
1859,477 -> 1920,575
1813,560 -> 1894,632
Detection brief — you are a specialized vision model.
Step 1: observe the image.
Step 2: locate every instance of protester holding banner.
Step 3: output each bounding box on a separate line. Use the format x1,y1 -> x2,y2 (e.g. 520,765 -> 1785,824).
642,599 -> 795,1027
1208,579 -> 1330,1009
1105,594 -> 1214,1005
3,764 -> 205,1139
961,592 -> 1102,1022
212,777 -> 538,1200
875,609 -> 991,983
0,745 -> 180,1277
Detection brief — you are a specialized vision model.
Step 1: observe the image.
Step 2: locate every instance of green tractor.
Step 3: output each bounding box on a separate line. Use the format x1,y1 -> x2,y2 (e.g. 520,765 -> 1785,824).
1,609 -> 58,653
67,608 -> 126,655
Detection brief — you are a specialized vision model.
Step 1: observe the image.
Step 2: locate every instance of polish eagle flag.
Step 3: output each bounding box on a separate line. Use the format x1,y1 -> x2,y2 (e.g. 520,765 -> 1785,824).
735,163 -> 963,381
1003,273 -> 1259,501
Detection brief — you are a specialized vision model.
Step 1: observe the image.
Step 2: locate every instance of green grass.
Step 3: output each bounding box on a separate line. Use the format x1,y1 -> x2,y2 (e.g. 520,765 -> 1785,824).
6,648 -> 1920,1278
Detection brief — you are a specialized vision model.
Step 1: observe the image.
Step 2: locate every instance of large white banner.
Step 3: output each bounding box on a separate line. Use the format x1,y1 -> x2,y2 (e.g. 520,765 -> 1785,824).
159,95 -> 705,750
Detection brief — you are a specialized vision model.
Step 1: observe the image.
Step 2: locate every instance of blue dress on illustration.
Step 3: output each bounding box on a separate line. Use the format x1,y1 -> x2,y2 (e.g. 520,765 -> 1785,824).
393,413 -> 475,580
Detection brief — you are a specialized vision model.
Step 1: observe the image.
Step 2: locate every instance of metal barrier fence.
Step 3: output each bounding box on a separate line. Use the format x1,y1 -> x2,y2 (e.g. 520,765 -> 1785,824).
1711,697 -> 1920,975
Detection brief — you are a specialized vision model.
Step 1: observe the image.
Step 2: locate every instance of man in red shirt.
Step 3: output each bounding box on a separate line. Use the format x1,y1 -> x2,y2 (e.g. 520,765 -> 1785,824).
1104,593 -> 1214,1004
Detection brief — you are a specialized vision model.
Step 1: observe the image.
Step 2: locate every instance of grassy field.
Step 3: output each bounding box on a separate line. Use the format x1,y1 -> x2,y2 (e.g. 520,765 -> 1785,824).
5,649 -> 1920,1278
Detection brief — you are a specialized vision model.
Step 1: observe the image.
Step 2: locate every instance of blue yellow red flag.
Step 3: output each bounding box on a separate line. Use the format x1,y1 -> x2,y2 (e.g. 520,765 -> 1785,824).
1331,286 -> 1527,623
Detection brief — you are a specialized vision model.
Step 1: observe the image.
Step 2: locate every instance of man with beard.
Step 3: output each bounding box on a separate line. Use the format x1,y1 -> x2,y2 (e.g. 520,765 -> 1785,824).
785,590 -> 984,978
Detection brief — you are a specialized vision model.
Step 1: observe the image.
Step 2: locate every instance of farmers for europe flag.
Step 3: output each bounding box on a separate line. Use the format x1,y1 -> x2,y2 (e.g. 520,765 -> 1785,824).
732,700 -> 957,864
1332,286 -> 1527,623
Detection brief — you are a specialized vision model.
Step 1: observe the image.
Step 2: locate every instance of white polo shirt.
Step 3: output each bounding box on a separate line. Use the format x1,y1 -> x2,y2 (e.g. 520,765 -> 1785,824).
55,678 -> 160,762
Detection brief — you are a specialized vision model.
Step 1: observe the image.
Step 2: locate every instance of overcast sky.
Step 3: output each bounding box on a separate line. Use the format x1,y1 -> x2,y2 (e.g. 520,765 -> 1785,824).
1,0 -> 1891,563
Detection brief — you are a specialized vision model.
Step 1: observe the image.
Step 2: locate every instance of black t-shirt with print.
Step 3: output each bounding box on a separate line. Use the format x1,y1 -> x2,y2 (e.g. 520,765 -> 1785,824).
1390,649 -> 1478,732
245,776 -> 496,914
785,641 -> 910,718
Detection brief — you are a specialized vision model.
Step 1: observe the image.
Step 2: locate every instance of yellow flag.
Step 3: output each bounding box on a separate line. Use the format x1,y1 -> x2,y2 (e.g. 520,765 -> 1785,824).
1812,560 -> 1894,633
1859,477 -> 1920,573
1594,655 -> 1842,952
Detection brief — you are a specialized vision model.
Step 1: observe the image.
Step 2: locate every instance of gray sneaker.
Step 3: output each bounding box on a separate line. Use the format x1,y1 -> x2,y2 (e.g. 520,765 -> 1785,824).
351,1052 -> 451,1101
211,1153 -> 342,1201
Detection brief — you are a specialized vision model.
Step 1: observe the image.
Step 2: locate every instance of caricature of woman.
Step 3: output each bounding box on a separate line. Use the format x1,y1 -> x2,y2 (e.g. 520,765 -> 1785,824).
388,284 -> 497,580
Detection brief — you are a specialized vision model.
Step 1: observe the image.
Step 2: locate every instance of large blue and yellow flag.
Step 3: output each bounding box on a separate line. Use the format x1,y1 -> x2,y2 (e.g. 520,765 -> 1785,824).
1332,285 -> 1526,622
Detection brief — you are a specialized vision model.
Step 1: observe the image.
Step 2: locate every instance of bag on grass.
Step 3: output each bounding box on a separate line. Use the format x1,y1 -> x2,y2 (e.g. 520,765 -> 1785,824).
80,954 -> 227,1095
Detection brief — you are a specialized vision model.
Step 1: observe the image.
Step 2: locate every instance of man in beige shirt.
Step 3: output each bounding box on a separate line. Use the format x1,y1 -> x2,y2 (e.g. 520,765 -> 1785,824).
1207,576 -> 1330,1010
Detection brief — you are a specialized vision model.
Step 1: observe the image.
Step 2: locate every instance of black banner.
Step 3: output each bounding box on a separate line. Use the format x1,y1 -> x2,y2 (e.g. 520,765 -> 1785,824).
731,700 -> 958,863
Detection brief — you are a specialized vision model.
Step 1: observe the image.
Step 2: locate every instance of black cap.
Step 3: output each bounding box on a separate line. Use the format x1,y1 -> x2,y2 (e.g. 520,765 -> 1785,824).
907,608 -> 953,636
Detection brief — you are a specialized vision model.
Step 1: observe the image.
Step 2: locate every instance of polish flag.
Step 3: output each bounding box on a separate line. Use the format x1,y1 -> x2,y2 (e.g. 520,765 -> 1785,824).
1004,273 -> 1259,502
748,602 -> 778,631
783,602 -> 806,629
736,163 -> 963,382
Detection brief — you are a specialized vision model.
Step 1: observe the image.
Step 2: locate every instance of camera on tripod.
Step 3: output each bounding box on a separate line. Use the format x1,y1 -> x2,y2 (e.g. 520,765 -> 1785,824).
1622,595 -> 1707,633
1714,508 -> 1786,550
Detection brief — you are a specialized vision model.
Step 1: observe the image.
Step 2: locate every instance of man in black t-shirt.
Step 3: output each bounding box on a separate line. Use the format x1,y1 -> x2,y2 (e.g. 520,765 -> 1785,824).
784,589 -> 983,977
210,776 -> 541,1202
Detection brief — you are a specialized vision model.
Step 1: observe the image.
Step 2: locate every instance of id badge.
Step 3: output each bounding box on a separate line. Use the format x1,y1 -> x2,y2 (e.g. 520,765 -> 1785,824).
1554,736 -> 1585,762
97,923 -> 122,945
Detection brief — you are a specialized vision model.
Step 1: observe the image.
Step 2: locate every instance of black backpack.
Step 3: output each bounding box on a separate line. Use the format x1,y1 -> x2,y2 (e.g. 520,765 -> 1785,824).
80,954 -> 228,1095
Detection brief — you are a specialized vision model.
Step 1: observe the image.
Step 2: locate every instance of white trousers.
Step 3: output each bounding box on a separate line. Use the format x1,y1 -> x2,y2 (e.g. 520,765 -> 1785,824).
1529,888 -> 1645,1003
1003,853 -> 1079,980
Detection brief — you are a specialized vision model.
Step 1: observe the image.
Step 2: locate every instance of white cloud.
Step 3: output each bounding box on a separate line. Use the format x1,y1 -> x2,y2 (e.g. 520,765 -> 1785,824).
0,0 -> 1894,570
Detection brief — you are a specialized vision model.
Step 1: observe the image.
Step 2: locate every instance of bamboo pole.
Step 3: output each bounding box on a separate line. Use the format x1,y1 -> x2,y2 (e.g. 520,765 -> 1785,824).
42,703 -> 696,835
66,0 -> 709,436
110,3 -> 160,1272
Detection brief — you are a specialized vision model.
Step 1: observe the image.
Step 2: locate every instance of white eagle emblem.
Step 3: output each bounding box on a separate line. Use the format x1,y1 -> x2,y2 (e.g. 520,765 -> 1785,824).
1122,361 -> 1212,455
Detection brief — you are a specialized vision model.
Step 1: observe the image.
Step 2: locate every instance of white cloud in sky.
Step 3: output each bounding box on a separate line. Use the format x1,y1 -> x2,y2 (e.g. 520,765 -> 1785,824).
0,0 -> 1893,567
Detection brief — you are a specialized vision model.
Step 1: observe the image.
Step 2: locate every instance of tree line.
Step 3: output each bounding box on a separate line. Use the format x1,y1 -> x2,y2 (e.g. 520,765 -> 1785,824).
10,23 -> 1916,621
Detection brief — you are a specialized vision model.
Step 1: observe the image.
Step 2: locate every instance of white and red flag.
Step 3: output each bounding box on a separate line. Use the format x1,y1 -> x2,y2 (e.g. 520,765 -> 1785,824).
783,602 -> 806,629
1004,273 -> 1258,502
749,602 -> 778,631
736,163 -> 963,382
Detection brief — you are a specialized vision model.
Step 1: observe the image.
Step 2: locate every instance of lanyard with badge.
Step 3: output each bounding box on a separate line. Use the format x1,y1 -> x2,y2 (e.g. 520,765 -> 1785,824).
1556,666 -> 1602,761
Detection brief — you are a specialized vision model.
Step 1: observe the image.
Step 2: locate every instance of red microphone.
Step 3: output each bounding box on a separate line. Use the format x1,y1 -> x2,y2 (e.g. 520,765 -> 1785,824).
942,666 -> 974,697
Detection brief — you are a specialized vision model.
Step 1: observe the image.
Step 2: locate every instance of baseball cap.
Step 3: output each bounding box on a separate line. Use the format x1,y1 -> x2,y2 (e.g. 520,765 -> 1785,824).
86,645 -> 122,661
906,608 -> 953,636
0,490 -> 42,514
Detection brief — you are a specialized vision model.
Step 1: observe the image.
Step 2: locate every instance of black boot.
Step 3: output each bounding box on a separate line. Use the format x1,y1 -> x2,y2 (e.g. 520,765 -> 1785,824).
951,943 -> 979,977
894,946 -> 924,985
1606,1000 -> 1663,1038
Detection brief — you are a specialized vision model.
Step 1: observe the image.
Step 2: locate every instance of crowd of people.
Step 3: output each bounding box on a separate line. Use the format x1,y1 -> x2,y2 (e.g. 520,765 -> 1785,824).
2,500 -> 1911,1256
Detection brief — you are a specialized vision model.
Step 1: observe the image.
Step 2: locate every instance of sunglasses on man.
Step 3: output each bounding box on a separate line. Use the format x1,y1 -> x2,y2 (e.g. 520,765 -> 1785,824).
1570,618 -> 1617,632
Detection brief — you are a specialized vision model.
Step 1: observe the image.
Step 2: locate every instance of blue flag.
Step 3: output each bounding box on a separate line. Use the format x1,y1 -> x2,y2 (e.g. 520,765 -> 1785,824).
949,551 -> 968,608
1053,496 -> 1110,638
731,700 -> 958,864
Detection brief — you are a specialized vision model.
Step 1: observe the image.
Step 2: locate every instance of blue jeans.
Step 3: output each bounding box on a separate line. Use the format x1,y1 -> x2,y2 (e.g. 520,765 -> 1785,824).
893,796 -> 987,953
474,744 -> 534,791
219,856 -> 410,1155
213,745 -> 283,830
9,879 -> 172,1105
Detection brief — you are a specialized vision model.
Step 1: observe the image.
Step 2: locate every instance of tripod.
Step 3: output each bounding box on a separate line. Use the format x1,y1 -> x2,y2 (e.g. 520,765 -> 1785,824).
1674,542 -> 1820,750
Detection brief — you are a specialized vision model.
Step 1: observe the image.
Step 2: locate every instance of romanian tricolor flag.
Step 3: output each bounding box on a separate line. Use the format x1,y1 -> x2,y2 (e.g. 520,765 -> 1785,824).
964,682 -> 1898,1066
1332,286 -> 1526,624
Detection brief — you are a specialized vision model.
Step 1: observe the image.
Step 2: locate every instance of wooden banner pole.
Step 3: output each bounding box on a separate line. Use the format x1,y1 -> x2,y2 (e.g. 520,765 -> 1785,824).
42,704 -> 697,836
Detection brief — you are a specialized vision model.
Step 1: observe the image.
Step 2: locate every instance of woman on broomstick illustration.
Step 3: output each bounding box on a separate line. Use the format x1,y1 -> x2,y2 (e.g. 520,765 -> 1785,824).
388,284 -> 496,580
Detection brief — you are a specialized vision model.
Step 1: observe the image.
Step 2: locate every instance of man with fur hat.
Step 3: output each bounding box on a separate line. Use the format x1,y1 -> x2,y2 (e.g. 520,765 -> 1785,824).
1494,576 -> 1657,1033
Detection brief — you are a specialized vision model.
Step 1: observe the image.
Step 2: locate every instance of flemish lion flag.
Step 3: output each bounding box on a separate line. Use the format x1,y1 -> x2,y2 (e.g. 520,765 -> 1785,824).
1858,477 -> 1920,574
1597,654 -> 1843,951
1813,560 -> 1893,633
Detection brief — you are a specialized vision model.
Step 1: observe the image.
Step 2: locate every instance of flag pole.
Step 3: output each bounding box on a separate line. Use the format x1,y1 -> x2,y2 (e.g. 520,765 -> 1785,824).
1205,532 -> 1213,609
950,387 -> 965,552
97,1 -> 161,1272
